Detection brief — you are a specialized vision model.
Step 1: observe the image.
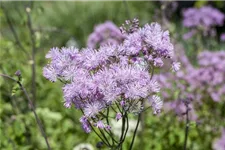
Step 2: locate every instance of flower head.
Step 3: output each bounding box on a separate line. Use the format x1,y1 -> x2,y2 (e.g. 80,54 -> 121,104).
116,113 -> 122,121
172,62 -> 181,72
149,95 -> 163,114
43,18 -> 177,133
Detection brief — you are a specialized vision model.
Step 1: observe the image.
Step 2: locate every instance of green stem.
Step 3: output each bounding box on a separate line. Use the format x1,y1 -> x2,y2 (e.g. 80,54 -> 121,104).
0,74 -> 51,150
129,113 -> 141,150
183,105 -> 189,150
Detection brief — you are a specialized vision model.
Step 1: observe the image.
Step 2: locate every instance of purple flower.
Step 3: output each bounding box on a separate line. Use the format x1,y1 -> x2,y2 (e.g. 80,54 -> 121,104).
43,19 -> 178,133
87,21 -> 124,48
182,6 -> 225,37
116,113 -> 122,121
105,125 -> 111,130
84,101 -> 104,117
158,49 -> 225,106
220,33 -> 225,42
43,65 -> 57,82
183,6 -> 225,28
120,100 -> 126,107
149,80 -> 160,93
96,121 -> 105,129
164,101 -> 198,121
149,95 -> 163,114
80,116 -> 91,133
153,58 -> 164,67
213,129 -> 225,150
172,62 -> 181,72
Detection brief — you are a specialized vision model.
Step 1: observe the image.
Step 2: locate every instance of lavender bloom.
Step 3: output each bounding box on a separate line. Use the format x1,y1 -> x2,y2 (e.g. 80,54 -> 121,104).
96,121 -> 105,129
220,33 -> 225,42
164,101 -> 198,121
183,6 -> 225,29
43,65 -> 57,82
84,102 -> 104,117
153,58 -> 164,67
182,6 -> 225,37
87,21 -> 124,48
120,100 -> 125,107
172,62 -> 181,72
213,129 -> 225,150
105,125 -> 111,130
80,116 -> 91,133
157,49 -> 225,112
116,113 -> 122,121
43,19 -> 177,133
155,45 -> 225,123
120,18 -> 139,34
149,95 -> 163,114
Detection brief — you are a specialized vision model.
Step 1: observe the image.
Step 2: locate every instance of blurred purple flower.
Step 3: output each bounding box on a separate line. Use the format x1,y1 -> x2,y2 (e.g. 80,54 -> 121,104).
213,129 -> 225,150
183,6 -> 225,29
87,21 -> 124,48
164,101 -> 198,121
80,116 -> 92,133
182,6 -> 225,37
116,113 -> 122,121
220,33 -> 225,42
171,62 -> 181,72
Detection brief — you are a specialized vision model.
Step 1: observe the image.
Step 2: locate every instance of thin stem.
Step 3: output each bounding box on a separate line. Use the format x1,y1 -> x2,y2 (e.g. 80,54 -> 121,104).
111,105 -> 118,113
142,106 -> 151,112
103,129 -> 118,144
1,4 -> 30,57
115,102 -> 122,113
90,123 -> 110,147
129,112 -> 141,150
121,112 -> 129,146
117,111 -> 129,150
99,129 -> 111,147
26,2 -> 37,103
0,74 -> 51,150
106,108 -> 117,146
120,113 -> 126,147
184,105 -> 190,150
80,109 -> 110,147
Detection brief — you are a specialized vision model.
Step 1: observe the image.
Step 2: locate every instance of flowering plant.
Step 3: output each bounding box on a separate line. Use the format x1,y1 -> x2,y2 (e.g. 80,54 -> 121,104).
182,6 -> 225,39
43,18 -> 179,149
87,21 -> 124,48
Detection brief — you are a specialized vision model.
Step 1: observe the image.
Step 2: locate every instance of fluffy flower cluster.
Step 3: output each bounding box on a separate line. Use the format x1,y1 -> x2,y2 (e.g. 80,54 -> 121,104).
213,129 -> 225,150
188,51 -> 225,102
182,6 -> 225,39
183,6 -> 224,29
87,21 -> 124,48
156,49 -> 225,121
120,22 -> 174,68
43,19 -> 177,133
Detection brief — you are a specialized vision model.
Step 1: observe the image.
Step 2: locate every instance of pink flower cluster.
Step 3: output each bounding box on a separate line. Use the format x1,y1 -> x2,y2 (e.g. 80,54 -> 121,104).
43,19 -> 178,133
182,6 -> 225,39
87,21 -> 124,48
156,50 -> 225,121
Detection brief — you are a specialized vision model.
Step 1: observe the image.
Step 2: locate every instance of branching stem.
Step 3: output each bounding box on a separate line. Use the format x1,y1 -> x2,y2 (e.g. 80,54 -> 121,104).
0,73 -> 51,150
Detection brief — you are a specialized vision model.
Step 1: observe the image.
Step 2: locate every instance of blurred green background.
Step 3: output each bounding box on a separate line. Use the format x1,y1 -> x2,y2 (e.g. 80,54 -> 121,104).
0,1 -> 225,150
